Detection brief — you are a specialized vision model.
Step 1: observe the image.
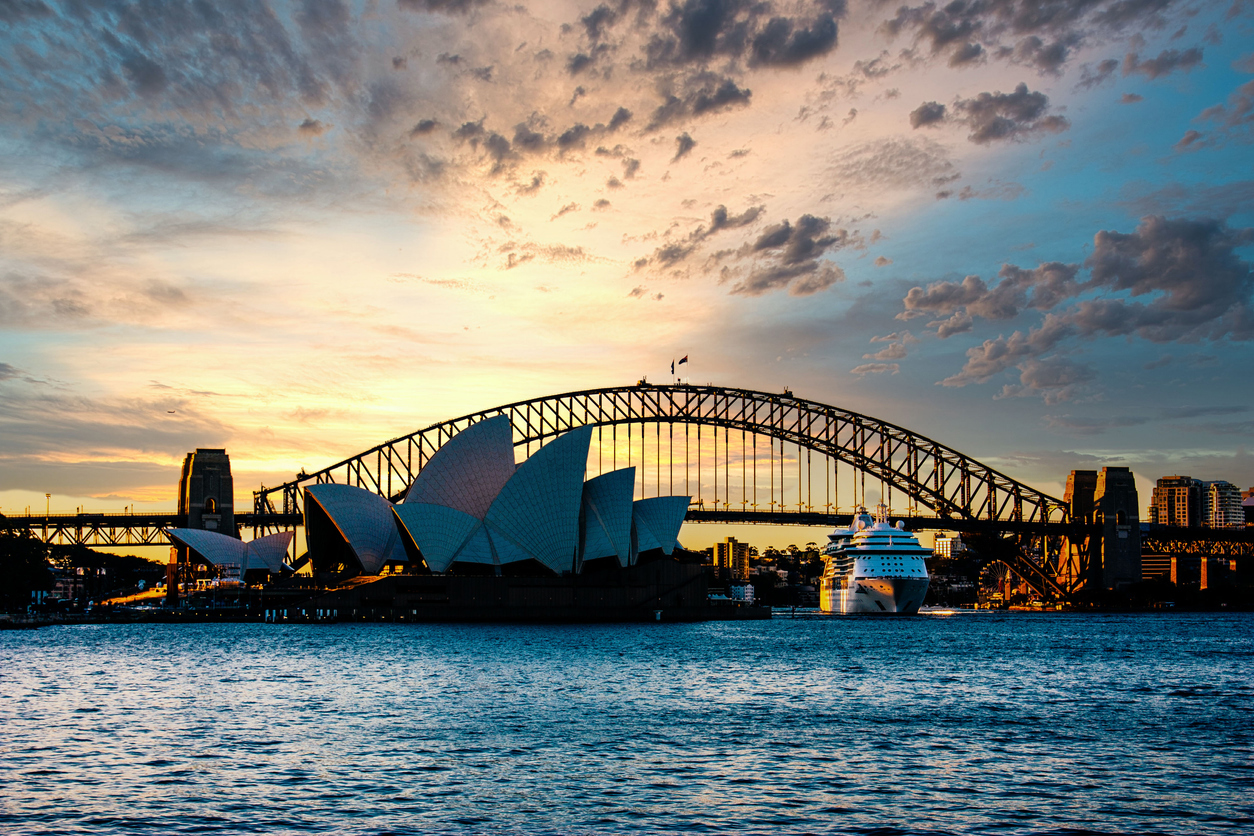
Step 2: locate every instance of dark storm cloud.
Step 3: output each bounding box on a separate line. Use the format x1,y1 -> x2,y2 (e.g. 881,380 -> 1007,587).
904,215 -> 1254,398
1122,46 -> 1204,78
952,84 -> 1070,144
410,118 -> 439,135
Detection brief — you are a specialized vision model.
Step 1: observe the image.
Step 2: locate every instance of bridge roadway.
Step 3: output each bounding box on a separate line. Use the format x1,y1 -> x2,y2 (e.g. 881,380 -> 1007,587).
0,512 -> 302,548
3,507 -> 1092,547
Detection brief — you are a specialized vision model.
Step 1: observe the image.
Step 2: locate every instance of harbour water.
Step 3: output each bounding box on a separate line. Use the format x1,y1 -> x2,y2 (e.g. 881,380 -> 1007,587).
2,613 -> 1251,835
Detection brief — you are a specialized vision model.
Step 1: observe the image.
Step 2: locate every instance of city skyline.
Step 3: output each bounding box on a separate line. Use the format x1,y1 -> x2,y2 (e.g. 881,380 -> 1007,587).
1,0 -> 1252,531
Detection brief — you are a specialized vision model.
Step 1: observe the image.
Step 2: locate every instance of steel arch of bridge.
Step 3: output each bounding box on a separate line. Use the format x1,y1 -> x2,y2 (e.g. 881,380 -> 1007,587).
255,383 -> 1069,529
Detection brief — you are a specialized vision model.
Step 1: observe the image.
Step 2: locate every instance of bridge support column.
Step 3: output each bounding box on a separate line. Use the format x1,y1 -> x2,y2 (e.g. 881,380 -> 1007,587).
1095,467 -> 1140,591
1062,471 -> 1097,594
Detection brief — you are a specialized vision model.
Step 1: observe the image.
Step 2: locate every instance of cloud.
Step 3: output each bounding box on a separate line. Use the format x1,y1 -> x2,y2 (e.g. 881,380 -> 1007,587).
928,310 -> 974,338
826,137 -> 958,191
863,341 -> 908,361
636,203 -> 765,270
952,84 -> 1070,144
641,0 -> 844,70
298,118 -> 331,136
1078,215 -> 1254,342
874,256 -> 893,267
882,0 -> 1190,79
1043,413 -> 1149,435
901,215 -> 1254,398
1121,92 -> 1143,103
1197,78 -> 1254,135
0,363 -> 21,381
850,363 -> 899,376
1123,47 -> 1204,79
909,101 -> 947,128
647,76 -> 752,131
673,132 -> 697,162
730,214 -> 850,297
1076,58 -> 1119,89
902,262 -> 1080,322
997,35 -> 1072,74
1174,129 -> 1203,151
1158,405 -> 1249,419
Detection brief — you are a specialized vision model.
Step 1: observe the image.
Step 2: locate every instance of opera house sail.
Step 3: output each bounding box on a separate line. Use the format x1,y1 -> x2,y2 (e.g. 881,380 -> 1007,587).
166,528 -> 295,579
290,414 -> 692,578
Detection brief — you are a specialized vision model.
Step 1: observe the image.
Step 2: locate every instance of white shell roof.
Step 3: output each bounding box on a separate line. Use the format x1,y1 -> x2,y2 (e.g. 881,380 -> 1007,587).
632,496 -> 690,556
167,528 -> 294,574
393,502 -> 481,573
306,483 -> 407,575
484,425 -> 594,574
246,531 -> 295,573
403,414 -> 516,519
580,468 -> 635,567
167,528 -> 249,566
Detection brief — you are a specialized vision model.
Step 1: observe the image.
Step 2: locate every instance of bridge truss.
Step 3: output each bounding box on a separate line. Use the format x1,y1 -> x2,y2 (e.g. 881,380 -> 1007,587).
255,383 -> 1077,598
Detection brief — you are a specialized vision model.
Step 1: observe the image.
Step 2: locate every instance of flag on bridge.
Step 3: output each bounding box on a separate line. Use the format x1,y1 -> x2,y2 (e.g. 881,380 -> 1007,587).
670,359 -> 675,374
679,355 -> 688,365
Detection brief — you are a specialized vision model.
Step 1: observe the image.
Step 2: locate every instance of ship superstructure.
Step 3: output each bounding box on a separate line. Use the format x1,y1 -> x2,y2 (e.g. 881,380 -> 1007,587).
819,504 -> 931,614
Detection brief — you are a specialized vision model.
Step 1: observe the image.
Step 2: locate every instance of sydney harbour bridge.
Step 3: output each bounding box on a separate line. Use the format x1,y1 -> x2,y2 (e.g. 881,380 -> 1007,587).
6,383 -> 1251,602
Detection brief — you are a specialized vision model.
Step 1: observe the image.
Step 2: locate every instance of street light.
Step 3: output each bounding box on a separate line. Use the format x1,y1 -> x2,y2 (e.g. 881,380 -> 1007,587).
45,493 -> 51,518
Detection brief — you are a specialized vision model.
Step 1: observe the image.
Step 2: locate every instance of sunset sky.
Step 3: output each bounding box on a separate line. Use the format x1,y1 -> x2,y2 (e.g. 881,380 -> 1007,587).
1,0 -> 1251,546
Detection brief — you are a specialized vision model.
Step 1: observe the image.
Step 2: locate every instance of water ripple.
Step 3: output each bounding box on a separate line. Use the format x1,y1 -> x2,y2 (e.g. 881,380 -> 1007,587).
1,614 -> 1250,834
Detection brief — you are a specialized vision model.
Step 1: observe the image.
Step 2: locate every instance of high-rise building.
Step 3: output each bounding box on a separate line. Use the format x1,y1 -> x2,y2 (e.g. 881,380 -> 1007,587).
715,537 -> 751,580
1149,476 -> 1201,527
1204,481 -> 1244,529
933,535 -> 964,559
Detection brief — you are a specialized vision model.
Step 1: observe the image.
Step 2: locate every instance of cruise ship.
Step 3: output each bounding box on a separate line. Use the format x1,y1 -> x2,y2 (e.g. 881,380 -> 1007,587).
819,504 -> 931,614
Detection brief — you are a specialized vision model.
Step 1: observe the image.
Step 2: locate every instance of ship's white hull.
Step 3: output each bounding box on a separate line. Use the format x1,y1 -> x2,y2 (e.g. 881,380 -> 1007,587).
820,576 -> 930,614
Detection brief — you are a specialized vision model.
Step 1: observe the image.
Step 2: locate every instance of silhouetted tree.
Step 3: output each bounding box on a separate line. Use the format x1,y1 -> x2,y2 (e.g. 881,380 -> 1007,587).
0,525 -> 53,612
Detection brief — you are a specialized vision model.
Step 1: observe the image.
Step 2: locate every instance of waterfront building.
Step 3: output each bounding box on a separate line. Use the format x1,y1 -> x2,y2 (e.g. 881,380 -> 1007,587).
1149,475 -> 1202,527
1204,481 -> 1244,529
933,535 -> 965,559
715,537 -> 750,579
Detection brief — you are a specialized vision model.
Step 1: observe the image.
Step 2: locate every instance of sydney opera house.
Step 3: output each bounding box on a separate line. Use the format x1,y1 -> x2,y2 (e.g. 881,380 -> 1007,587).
165,418 -> 717,620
